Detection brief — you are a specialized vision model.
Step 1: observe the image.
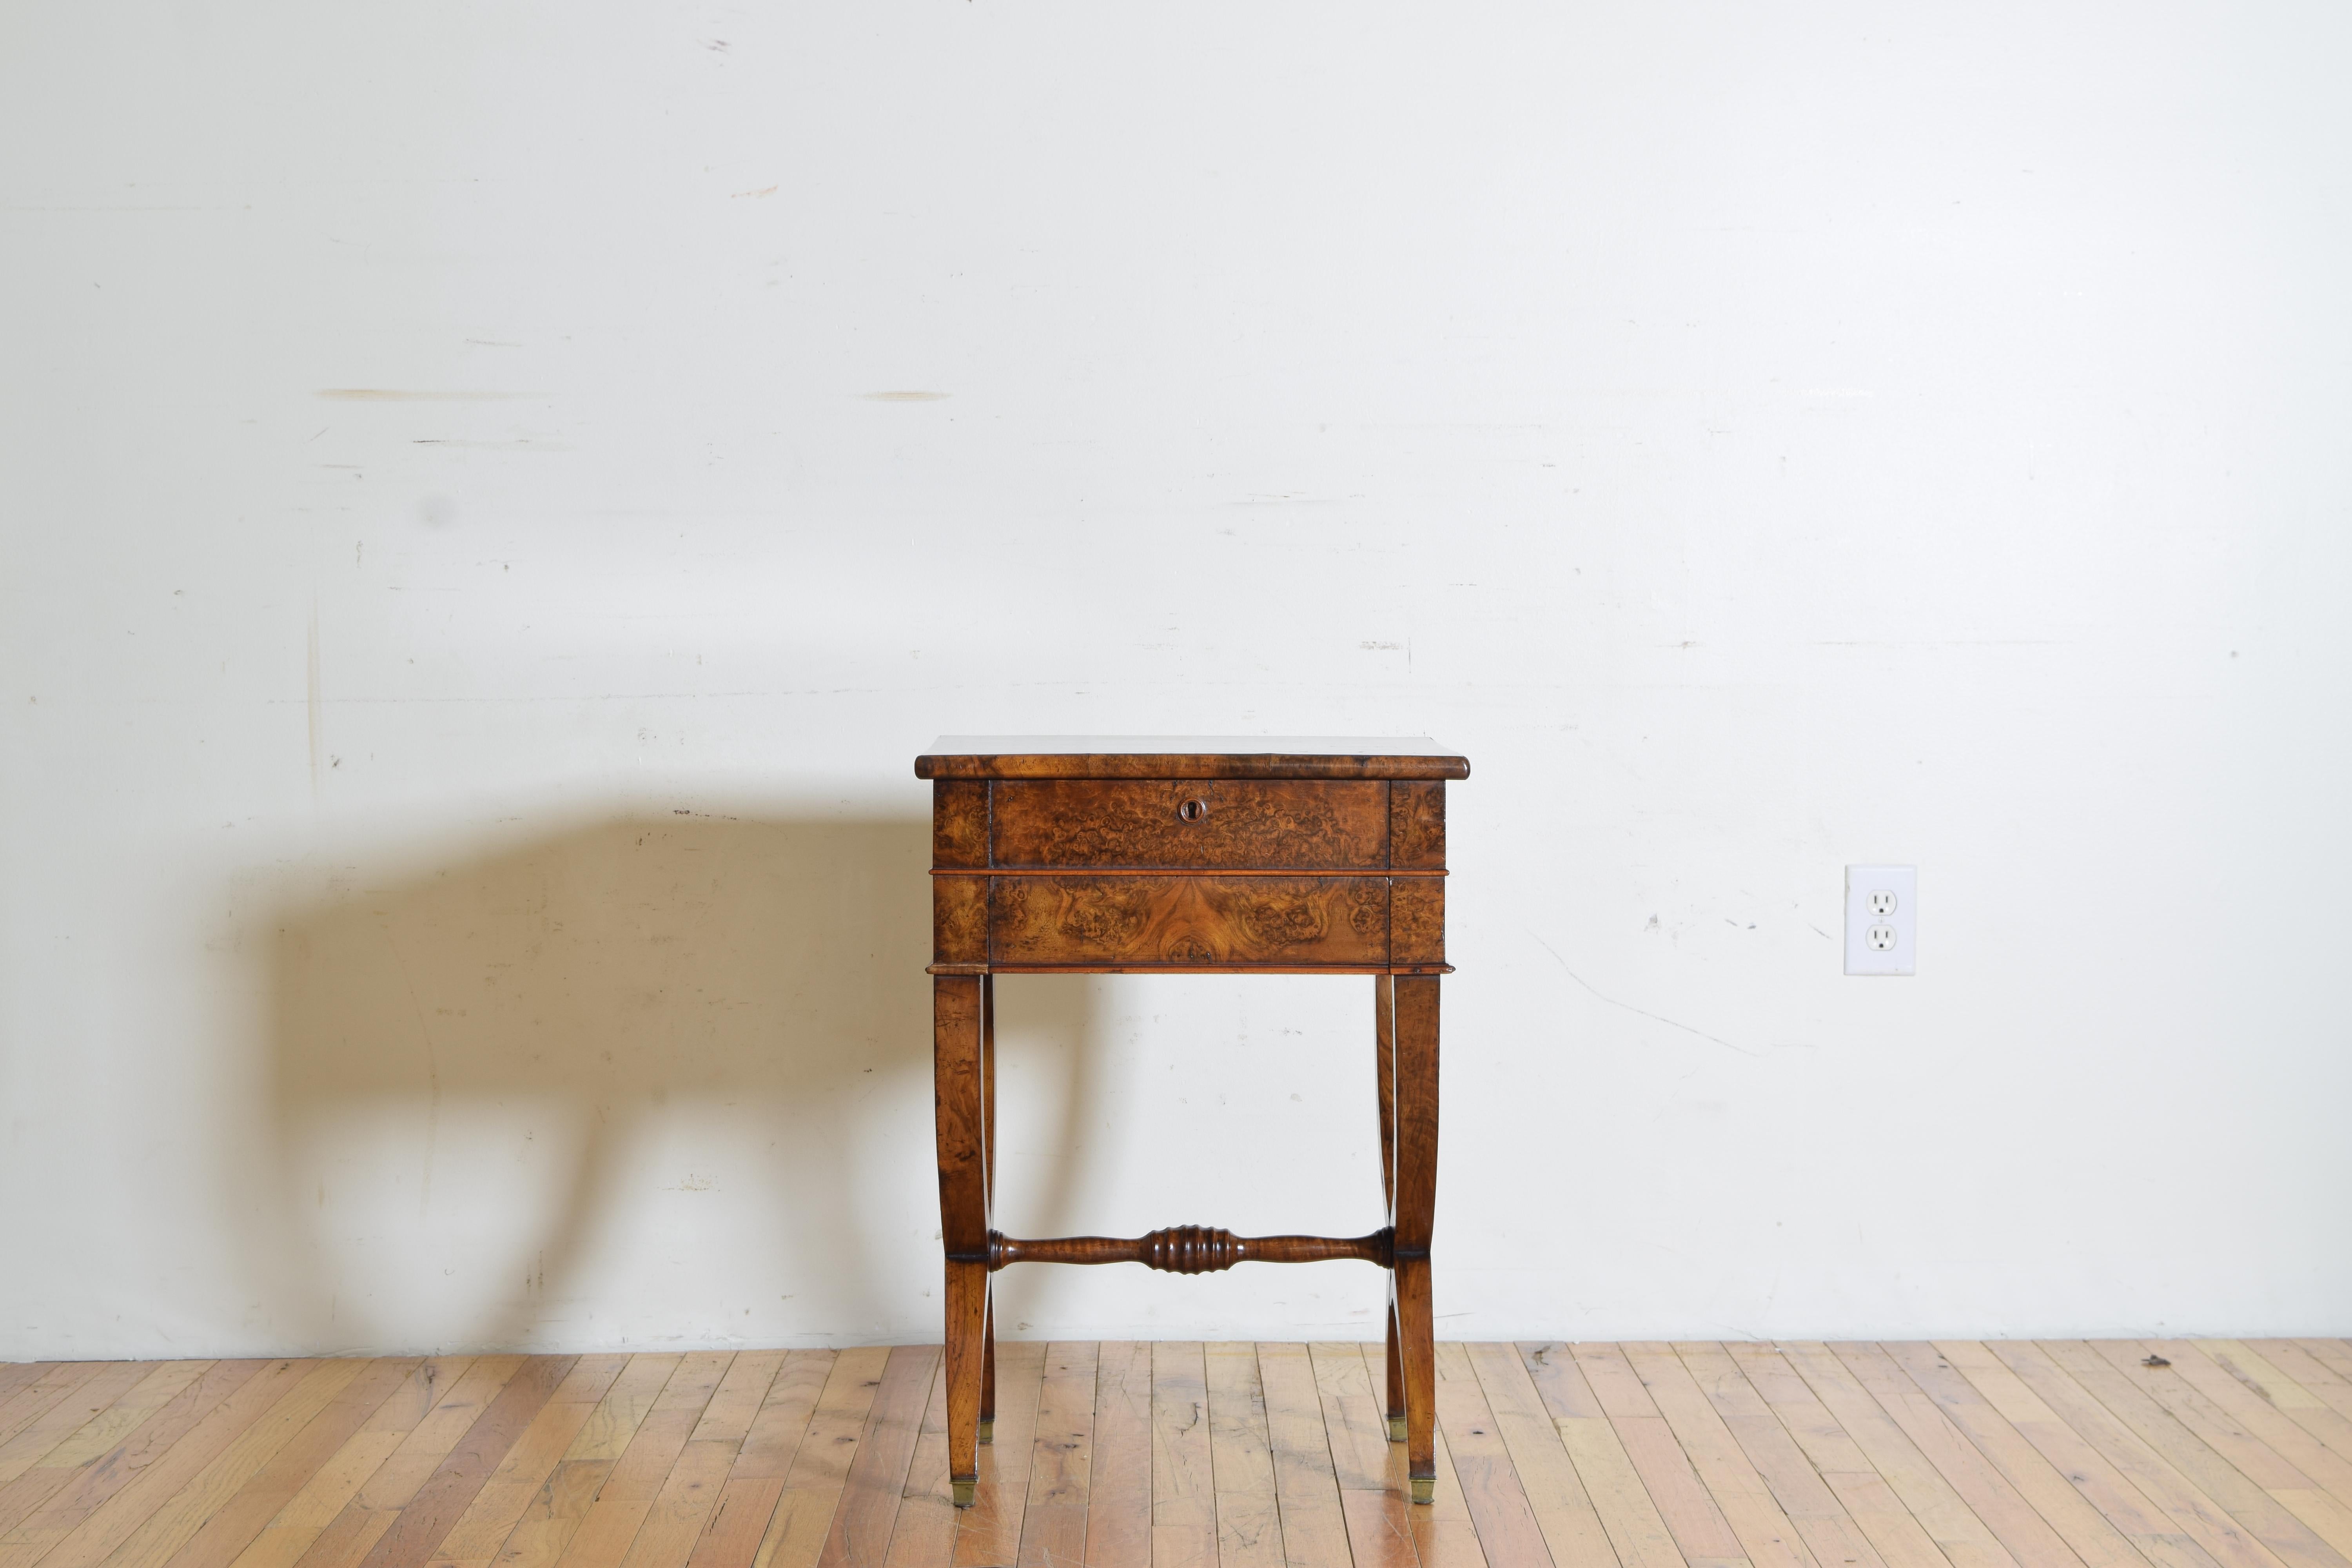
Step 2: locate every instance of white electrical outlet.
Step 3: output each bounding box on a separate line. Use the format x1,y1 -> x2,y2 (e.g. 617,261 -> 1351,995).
1845,866 -> 1916,975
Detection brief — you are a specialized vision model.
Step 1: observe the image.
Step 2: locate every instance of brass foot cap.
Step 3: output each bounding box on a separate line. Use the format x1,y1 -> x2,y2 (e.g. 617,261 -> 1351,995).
1410,1476 -> 1435,1505
977,1419 -> 994,1445
951,1479 -> 977,1509
1387,1415 -> 1407,1443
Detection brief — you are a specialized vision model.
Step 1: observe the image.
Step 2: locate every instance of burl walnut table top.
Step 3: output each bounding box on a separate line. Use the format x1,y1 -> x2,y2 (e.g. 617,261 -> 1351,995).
915,736 -> 1470,781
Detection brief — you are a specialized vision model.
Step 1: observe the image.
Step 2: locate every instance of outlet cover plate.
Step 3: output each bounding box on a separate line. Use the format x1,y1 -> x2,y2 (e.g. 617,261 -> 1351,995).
1845,865 -> 1916,976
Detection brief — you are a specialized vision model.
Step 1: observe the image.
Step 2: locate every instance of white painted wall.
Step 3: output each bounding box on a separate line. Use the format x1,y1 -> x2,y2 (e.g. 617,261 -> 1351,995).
4,2 -> 2348,1359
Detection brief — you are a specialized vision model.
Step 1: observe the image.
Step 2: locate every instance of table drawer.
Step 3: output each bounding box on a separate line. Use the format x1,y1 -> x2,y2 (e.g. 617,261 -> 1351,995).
991,875 -> 1388,967
991,780 -> 1388,870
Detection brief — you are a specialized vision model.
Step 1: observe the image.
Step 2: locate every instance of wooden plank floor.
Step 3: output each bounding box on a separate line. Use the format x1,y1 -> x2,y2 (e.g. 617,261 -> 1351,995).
0,1342 -> 2347,1568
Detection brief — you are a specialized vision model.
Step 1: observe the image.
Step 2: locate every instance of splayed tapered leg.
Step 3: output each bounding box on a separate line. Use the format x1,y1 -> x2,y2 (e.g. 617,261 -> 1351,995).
935,975 -> 989,1506
1376,974 -> 1407,1442
1391,974 -> 1440,1501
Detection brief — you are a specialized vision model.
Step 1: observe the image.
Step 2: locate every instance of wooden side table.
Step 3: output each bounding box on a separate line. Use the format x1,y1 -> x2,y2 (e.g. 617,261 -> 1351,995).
915,737 -> 1469,1508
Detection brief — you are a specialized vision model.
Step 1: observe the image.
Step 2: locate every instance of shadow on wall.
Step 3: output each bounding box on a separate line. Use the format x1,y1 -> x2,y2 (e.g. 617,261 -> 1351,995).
239,811 -> 1103,1354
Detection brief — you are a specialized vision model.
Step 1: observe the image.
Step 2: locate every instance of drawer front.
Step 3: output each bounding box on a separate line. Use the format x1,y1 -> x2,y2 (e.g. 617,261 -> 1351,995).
991,875 -> 1388,967
991,780 -> 1388,869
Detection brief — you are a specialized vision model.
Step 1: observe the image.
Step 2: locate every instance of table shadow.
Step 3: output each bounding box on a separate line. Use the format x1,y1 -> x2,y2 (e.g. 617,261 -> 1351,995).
240,809 -> 1105,1352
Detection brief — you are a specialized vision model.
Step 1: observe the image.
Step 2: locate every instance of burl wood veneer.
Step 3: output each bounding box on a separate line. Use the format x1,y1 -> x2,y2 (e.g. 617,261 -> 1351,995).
991,779 -> 1390,869
915,737 -> 1468,1508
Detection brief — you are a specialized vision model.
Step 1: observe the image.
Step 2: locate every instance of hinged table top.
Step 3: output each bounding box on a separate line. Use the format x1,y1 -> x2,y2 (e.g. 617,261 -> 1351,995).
916,736 -> 1469,781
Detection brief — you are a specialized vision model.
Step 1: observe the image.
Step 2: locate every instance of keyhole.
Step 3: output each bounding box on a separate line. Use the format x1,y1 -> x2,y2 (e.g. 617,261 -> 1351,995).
1177,797 -> 1209,823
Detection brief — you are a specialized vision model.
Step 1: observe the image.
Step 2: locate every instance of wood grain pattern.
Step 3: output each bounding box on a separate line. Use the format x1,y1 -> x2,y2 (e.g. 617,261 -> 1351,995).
688,1354 -> 787,1450
1978,1340 -> 2291,1568
916,750 -> 1469,782
949,963 -> 1452,977
932,782 -> 989,871
934,973 -> 988,1502
1871,1342 -> 2142,1568
815,1346 -> 936,1568
1771,1341 -> 2026,1568
1374,975 -> 1397,1218
750,1348 -> 891,1568
1010,1343 -> 1093,1568
13,1360 -> 315,1568
13,1343 -> 2339,1568
2267,1345 -> 2352,1419
428,1357 -> 622,1563
1392,976 -> 1440,1499
0,1369 -> 111,1453
1390,881 -> 1445,967
1621,1342 -> 1816,1568
1922,1341 -> 2200,1567
2077,1339 -> 2352,1562
0,1364 -> 220,1538
1080,1344 -> 1150,1568
160,1358 -> 421,1568
45,1364 -> 215,1475
2210,1341 -> 2352,1445
0,1368 -> 51,1412
2033,1339 -> 2345,1568
1305,1345 -> 1397,1501
225,1360 -> 472,1568
932,978 -> 987,1262
783,1349 -> 891,1498
610,1438 -> 733,1568
1519,1345 -> 1685,1568
2115,1337 -> 2352,1513
921,746 -> 1457,1525
1389,784 -> 1446,871
344,1359 -> 524,1524
597,1354 -> 731,1506
979,977 -> 996,1441
470,1370 -> 657,1568
1673,1343 -> 1896,1568
0,1365 -> 154,1487
880,1359 -> 953,1568
1403,1393 -> 1487,1568
1713,1344 -> 1939,1568
358,1356 -> 575,1568
950,1340 -> 1043,1568
987,1227 -> 1390,1273
990,780 -> 1388,870
1572,1343 -> 1747,1565
1204,1345 -> 1283,1568
931,879 -> 987,967
1148,1345 -> 1215,1568
1376,976 -> 1404,1439
989,875 -> 1388,967
726,1350 -> 830,1483
98,1359 -> 374,1568
1432,1344 -> 1553,1567
1338,1488 -> 1423,1568
1256,1345 -> 1351,1568
1463,1343 -> 1616,1568
555,1356 -> 677,1466
549,1356 -> 727,1568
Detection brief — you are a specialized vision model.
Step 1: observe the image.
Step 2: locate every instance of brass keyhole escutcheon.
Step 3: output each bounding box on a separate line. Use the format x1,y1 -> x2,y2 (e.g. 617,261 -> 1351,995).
1177,797 -> 1210,824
